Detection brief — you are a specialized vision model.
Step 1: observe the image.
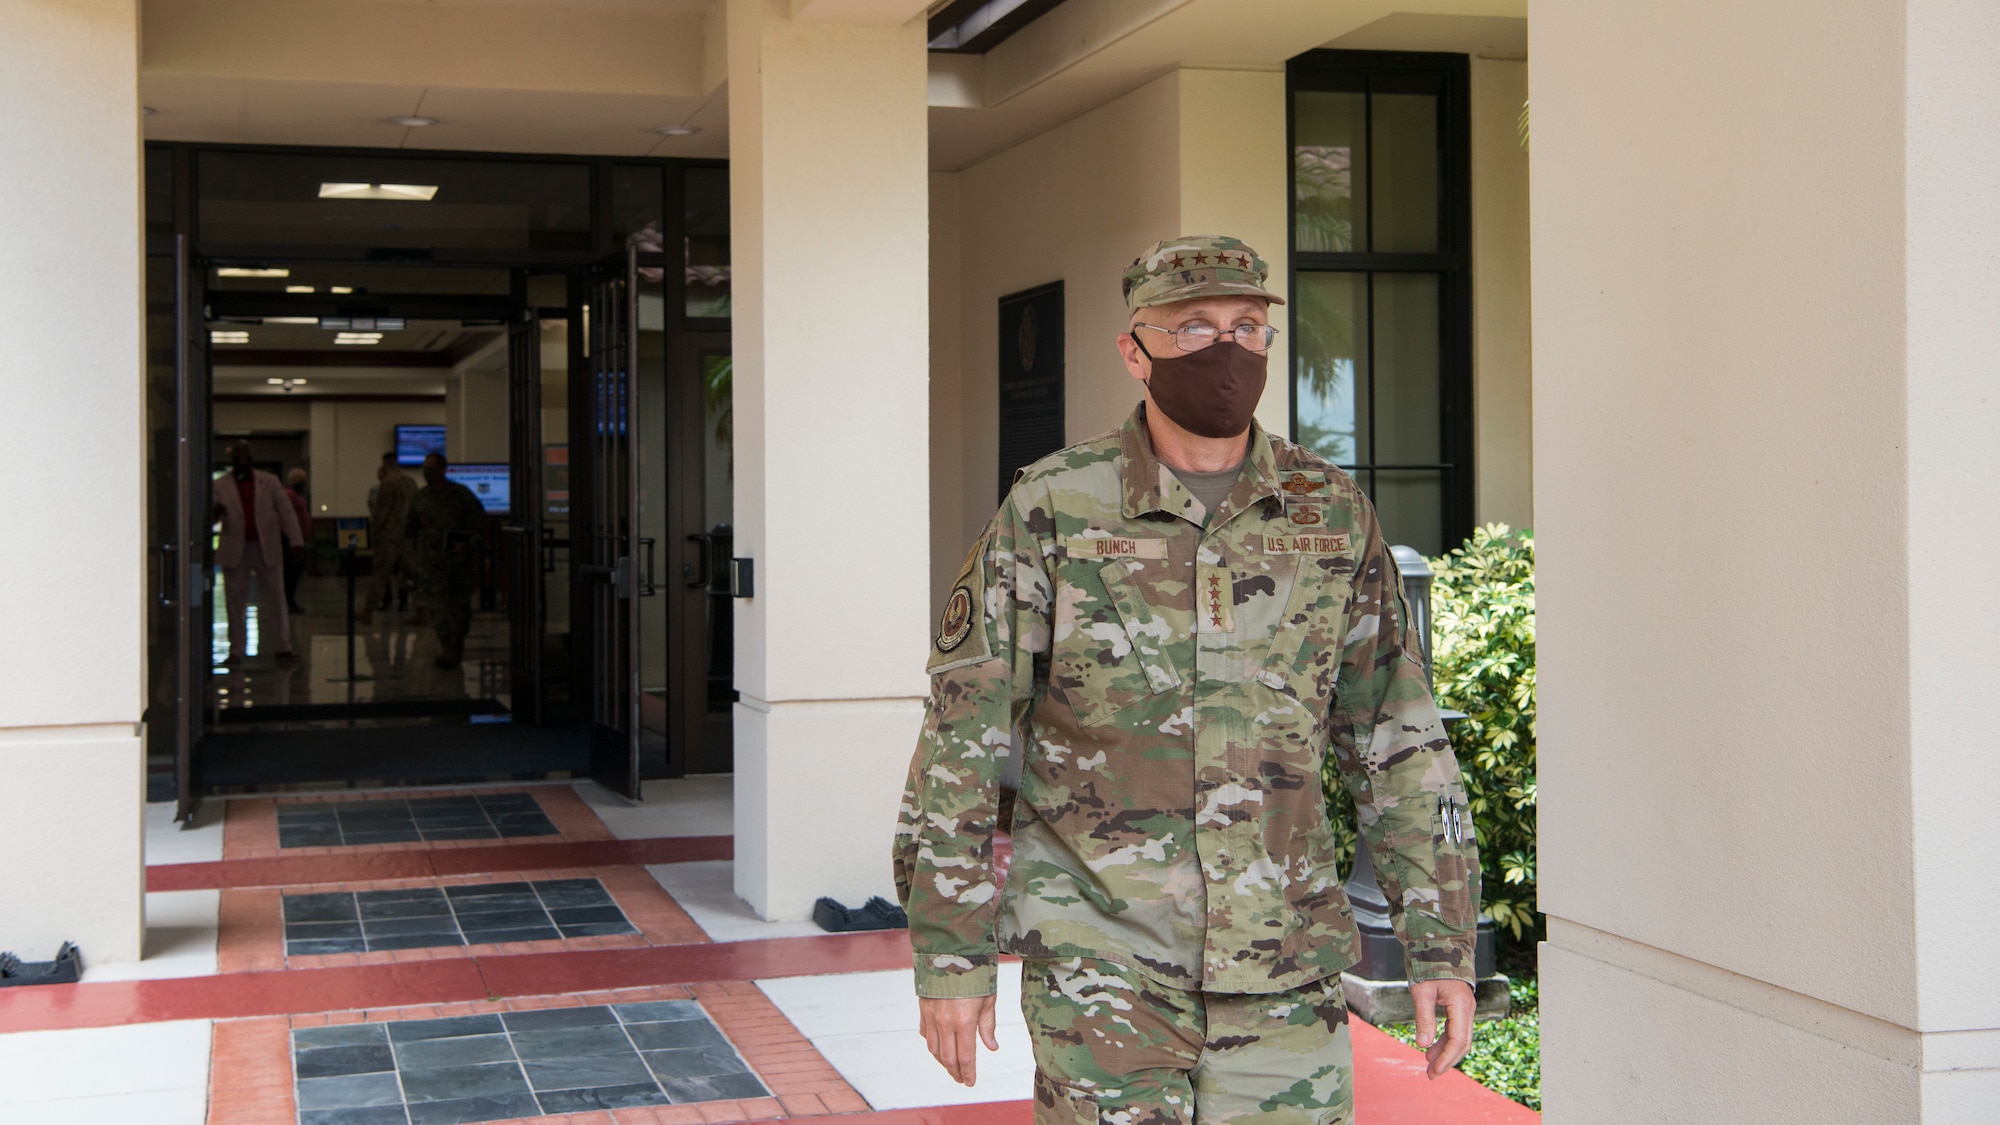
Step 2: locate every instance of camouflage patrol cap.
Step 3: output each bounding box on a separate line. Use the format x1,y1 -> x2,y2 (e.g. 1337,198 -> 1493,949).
1122,235 -> 1285,312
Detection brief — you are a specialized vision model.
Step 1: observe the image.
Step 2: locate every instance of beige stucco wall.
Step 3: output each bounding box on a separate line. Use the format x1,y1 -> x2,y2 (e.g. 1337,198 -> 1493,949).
0,0 -> 146,963
1534,0 -> 2000,1117
1470,55 -> 1532,530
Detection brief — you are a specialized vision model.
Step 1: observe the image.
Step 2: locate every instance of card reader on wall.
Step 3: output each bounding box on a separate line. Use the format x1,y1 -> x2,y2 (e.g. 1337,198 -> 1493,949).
729,558 -> 754,598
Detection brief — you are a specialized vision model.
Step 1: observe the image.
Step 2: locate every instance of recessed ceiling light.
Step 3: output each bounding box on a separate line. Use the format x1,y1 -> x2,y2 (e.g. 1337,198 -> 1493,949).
318,182 -> 440,201
387,115 -> 438,127
217,267 -> 290,279
212,330 -> 250,344
265,317 -> 319,325
329,286 -> 354,294
334,332 -> 384,345
654,125 -> 701,136
266,377 -> 285,385
286,285 -> 314,294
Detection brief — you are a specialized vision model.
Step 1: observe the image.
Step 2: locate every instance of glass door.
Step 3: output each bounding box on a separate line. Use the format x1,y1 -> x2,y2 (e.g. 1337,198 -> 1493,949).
581,249 -> 642,797
505,294 -> 544,724
173,236 -> 214,822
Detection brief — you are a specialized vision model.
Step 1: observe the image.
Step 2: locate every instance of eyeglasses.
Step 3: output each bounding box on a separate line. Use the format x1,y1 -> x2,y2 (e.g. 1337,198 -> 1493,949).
1131,322 -> 1280,355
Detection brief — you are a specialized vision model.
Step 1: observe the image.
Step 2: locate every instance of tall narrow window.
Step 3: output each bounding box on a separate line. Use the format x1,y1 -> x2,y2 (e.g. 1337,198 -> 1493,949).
1288,51 -> 1471,555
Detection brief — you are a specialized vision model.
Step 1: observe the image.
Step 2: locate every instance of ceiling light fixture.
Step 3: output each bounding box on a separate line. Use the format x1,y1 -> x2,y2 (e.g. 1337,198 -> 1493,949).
217,267 -> 290,279
286,285 -> 314,294
654,125 -> 701,136
265,317 -> 318,325
266,378 -> 285,385
387,115 -> 438,127
320,317 -> 404,331
334,332 -> 384,345
329,286 -> 354,294
211,330 -> 250,344
317,182 -> 440,201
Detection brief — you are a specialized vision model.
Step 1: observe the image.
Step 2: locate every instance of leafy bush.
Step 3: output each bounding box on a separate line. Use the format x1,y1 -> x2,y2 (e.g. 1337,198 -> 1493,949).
1382,974 -> 1541,1110
1324,524 -> 1540,942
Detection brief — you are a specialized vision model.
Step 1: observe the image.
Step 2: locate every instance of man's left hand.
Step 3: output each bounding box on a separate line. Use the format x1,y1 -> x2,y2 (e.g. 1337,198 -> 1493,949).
1409,977 -> 1475,1079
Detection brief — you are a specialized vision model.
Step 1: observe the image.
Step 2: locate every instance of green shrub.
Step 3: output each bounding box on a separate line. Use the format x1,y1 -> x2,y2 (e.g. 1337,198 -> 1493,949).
1323,524 -> 1540,942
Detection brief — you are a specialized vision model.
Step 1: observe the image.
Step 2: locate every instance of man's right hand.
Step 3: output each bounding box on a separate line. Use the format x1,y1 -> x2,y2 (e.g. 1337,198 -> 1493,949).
918,995 -> 998,1086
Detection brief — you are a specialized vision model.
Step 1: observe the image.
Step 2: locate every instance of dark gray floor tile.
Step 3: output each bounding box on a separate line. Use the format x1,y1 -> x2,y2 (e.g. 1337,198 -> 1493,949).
289,938 -> 370,956
418,827 -> 498,841
296,1071 -> 405,1110
363,916 -> 462,937
295,1043 -> 397,1079
277,808 -> 341,824
444,881 -> 534,901
404,1093 -> 542,1125
339,832 -> 422,845
287,921 -> 366,942
531,879 -> 612,907
447,908 -> 547,930
358,897 -> 452,922
279,828 -> 346,847
555,920 -> 638,938
623,1020 -> 728,1051
534,1082 -> 671,1112
664,1072 -> 770,1102
475,793 -> 540,808
521,1053 -> 656,1092
363,887 -> 455,903
457,927 -> 560,946
499,1006 -> 619,1032
508,1025 -> 637,1060
366,932 -> 468,952
642,1046 -> 752,1081
613,1000 -> 705,1023
299,1106 -> 411,1125
398,1061 -> 533,1104
284,894 -> 360,923
393,1033 -> 516,1070
386,1014 -> 506,1042
546,906 -> 627,927
294,1023 -> 389,1050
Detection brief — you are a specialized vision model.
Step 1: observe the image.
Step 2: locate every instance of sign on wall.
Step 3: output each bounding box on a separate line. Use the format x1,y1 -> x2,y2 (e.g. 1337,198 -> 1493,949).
997,281 -> 1065,501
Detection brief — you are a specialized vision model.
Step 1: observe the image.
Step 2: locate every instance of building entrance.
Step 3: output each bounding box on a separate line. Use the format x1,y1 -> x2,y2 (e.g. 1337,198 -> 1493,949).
145,145 -> 734,818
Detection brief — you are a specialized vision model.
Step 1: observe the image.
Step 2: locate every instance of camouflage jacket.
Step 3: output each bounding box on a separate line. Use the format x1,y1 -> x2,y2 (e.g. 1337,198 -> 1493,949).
893,405 -> 1480,998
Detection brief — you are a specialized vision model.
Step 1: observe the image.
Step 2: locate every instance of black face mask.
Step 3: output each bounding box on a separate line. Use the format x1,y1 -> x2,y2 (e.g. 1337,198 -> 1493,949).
1137,337 -> 1268,439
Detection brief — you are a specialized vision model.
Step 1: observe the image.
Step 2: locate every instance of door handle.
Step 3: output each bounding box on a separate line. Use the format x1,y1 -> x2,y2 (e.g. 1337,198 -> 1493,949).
638,537 -> 657,597
684,533 -> 713,589
156,543 -> 176,607
541,526 -> 557,574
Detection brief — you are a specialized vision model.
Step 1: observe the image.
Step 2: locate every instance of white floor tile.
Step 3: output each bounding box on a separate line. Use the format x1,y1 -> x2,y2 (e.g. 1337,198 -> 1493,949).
647,860 -> 838,942
758,965 -> 1032,1110
83,891 -> 219,982
143,800 -> 223,865
576,774 -> 734,839
756,965 -> 1026,1039
0,1020 -> 211,1117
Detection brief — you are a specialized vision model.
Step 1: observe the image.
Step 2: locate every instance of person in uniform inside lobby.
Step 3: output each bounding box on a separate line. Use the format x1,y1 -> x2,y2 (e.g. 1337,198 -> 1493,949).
894,237 -> 1481,1124
407,452 -> 487,670
211,440 -> 305,665
358,451 -> 417,624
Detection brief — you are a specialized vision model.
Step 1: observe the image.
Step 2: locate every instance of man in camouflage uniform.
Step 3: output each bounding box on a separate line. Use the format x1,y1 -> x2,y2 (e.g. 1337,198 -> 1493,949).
407,452 -> 488,670
357,451 -> 417,624
894,236 -> 1481,1124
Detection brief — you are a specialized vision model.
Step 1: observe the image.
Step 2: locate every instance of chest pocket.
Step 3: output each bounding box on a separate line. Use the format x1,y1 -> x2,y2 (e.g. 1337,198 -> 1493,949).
1050,559 -> 1182,726
1258,553 -> 1356,699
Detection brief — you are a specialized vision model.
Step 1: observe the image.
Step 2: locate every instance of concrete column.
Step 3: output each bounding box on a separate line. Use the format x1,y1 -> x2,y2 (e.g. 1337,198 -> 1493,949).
726,0 -> 931,919
0,0 -> 146,962
1532,0 -> 2000,1119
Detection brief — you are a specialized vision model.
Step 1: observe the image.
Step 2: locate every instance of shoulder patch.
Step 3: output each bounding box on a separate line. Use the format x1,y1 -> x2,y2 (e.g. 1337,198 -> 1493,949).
928,533 -> 994,674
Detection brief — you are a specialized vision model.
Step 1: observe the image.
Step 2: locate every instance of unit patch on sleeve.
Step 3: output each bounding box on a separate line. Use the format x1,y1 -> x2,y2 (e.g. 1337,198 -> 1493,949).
937,586 -> 975,652
928,532 -> 994,674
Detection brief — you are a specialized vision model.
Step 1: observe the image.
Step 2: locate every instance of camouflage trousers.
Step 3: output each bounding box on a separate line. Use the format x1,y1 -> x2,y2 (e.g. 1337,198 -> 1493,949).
419,559 -> 475,655
1024,957 -> 1353,1125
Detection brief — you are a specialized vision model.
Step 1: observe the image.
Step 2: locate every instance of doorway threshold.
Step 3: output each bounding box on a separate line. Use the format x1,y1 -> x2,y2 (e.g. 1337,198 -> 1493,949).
200,721 -> 591,793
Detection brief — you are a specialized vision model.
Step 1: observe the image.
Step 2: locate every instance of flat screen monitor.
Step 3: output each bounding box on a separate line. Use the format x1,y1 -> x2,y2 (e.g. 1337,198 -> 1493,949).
395,424 -> 447,466
445,463 -> 510,515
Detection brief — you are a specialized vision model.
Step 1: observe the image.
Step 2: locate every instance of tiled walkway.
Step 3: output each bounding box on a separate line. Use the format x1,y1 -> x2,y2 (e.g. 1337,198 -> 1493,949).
0,779 -> 1540,1125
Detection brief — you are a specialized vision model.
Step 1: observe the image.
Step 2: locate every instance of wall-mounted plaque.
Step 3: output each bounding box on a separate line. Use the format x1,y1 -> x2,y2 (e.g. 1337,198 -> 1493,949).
997,281 -> 1065,501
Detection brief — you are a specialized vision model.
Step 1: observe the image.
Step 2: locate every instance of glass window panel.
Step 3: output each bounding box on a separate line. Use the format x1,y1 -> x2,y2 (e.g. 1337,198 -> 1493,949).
196,152 -> 591,251
146,147 -> 175,239
1294,90 -> 1366,253
1368,92 -> 1439,252
1370,273 -> 1441,464
684,166 -> 730,318
702,351 -> 733,528
1292,272 -> 1368,466
1373,471 -> 1444,556
611,165 -> 664,248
